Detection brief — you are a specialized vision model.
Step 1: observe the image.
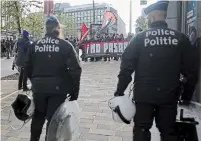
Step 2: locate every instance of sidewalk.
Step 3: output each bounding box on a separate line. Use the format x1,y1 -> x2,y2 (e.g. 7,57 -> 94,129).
1,61 -> 161,141
1,57 -> 17,78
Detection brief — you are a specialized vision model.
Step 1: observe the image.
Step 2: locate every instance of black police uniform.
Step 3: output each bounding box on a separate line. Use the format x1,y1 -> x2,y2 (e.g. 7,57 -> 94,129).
114,1 -> 198,141
16,35 -> 31,90
24,17 -> 82,141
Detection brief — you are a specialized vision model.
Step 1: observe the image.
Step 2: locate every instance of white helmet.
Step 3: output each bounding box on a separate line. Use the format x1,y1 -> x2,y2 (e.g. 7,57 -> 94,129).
47,99 -> 80,141
108,95 -> 136,124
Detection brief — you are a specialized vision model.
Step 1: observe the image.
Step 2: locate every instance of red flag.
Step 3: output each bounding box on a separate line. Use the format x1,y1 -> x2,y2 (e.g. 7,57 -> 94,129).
81,23 -> 88,38
79,24 -> 89,44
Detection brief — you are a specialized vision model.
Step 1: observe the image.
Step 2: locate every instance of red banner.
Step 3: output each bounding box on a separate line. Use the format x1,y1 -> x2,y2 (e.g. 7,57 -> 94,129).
82,40 -> 129,57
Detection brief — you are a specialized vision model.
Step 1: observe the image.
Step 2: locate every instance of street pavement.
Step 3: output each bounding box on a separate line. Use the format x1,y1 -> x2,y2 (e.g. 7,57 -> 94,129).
1,61 -> 160,141
1,57 -> 18,78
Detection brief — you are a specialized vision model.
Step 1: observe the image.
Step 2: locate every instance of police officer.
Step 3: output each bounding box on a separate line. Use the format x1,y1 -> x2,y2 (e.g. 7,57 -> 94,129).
114,1 -> 198,141
24,16 -> 82,141
16,30 -> 31,90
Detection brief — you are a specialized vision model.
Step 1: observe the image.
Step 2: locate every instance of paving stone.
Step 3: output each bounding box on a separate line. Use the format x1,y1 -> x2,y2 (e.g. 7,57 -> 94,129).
5,130 -> 21,137
86,133 -> 108,141
108,136 -> 123,141
1,125 -> 10,130
80,119 -> 94,124
82,108 -> 103,113
17,132 -> 30,138
94,115 -> 113,121
20,139 -> 29,141
122,137 -> 133,141
6,137 -> 21,141
79,127 -> 90,134
97,124 -> 121,130
79,123 -> 98,129
115,131 -> 132,138
1,130 -> 10,136
89,128 -> 114,136
93,120 -> 121,126
1,135 -> 9,141
96,112 -> 109,117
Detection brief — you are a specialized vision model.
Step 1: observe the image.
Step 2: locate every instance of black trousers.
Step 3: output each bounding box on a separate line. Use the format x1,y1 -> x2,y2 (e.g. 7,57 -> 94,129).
30,93 -> 66,141
18,67 -> 27,90
133,102 -> 178,141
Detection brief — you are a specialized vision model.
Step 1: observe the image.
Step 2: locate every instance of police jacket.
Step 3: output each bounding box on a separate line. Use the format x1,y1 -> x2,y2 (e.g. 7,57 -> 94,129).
24,34 -> 82,96
16,36 -> 31,67
115,21 -> 198,104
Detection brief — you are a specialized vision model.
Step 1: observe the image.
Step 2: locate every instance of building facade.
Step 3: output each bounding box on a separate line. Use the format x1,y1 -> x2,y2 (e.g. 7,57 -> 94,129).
166,1 -> 201,103
54,3 -> 126,38
117,15 -> 126,37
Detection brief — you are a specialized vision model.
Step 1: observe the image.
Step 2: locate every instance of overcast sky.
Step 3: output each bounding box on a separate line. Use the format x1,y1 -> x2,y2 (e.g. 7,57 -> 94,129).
52,0 -> 157,33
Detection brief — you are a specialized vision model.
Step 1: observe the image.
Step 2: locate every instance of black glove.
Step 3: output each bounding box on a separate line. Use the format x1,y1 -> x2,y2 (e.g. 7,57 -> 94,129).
23,86 -> 29,91
69,90 -> 79,101
114,91 -> 124,97
179,100 -> 191,106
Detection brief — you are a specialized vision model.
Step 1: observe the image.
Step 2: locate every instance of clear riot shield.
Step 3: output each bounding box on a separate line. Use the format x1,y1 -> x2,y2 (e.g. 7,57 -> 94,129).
47,99 -> 80,141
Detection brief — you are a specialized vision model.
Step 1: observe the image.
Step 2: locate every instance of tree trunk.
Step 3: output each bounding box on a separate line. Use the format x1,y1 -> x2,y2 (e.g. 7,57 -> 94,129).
14,1 -> 21,34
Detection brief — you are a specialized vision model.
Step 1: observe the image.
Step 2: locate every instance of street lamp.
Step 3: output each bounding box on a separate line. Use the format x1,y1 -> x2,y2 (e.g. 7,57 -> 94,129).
129,0 -> 132,33
93,0 -> 95,24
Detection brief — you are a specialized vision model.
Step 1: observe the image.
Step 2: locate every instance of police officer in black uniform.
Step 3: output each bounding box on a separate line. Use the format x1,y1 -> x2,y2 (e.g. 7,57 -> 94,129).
114,1 -> 198,141
24,16 -> 82,141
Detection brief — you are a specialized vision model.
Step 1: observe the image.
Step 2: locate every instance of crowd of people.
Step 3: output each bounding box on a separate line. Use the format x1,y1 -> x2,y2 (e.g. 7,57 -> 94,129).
1,38 -> 15,59
79,32 -> 134,62
83,32 -> 134,43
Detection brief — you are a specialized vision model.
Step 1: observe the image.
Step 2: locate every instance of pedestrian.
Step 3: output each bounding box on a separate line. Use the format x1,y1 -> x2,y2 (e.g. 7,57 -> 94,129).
10,38 -> 14,56
113,1 -> 198,141
23,16 -> 82,141
16,30 -> 31,90
1,39 -> 6,57
5,37 -> 11,59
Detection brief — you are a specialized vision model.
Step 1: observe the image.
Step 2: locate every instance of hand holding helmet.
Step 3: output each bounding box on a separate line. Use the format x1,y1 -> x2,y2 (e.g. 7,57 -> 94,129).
108,95 -> 136,124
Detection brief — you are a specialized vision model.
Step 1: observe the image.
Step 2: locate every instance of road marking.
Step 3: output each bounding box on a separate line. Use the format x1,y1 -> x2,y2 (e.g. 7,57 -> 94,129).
0,90 -> 18,100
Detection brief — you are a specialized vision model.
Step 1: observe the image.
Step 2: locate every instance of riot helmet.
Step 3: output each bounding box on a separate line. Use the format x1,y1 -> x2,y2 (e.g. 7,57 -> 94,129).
108,95 -> 136,124
11,93 -> 35,122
